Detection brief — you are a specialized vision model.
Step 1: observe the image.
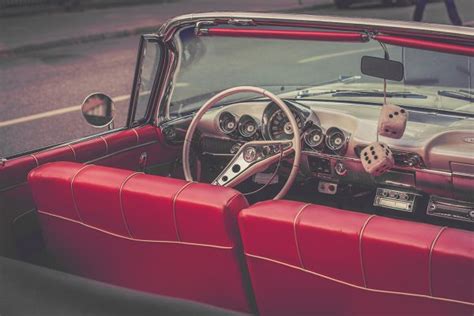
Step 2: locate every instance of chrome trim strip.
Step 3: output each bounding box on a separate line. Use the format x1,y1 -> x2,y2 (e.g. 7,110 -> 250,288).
119,172 -> 143,238
87,140 -> 158,164
245,252 -> 474,306
160,13 -> 474,42
359,214 -> 376,288
70,164 -> 93,222
172,181 -> 195,242
294,203 -> 311,269
39,210 -> 233,250
428,226 -> 447,297
0,140 -> 162,193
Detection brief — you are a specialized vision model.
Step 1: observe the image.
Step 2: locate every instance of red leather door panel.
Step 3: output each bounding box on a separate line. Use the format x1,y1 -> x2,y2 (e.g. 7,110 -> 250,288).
0,125 -> 179,258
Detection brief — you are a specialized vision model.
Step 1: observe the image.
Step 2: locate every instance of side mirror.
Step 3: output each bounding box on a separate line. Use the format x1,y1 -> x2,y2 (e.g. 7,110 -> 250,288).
81,93 -> 115,129
361,56 -> 404,81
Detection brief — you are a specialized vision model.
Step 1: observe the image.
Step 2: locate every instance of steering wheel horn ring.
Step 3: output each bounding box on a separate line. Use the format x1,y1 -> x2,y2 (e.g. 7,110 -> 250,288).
182,86 -> 302,200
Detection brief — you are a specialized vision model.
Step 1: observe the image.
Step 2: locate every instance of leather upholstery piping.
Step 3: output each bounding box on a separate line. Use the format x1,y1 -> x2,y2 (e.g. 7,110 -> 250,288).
359,214 -> 376,288
30,154 -> 39,167
38,210 -> 234,250
99,136 -> 109,154
293,203 -> 311,269
70,164 -> 94,222
171,181 -> 195,241
132,128 -> 140,144
67,144 -> 77,161
428,226 -> 448,297
245,252 -> 474,307
118,172 -> 143,238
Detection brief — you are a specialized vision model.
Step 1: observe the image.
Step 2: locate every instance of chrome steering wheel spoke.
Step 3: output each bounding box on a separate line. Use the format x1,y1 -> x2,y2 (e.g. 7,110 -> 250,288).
212,140 -> 293,187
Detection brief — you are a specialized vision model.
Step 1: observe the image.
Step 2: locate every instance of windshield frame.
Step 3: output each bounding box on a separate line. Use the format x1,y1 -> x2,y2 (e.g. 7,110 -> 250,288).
154,12 -> 474,124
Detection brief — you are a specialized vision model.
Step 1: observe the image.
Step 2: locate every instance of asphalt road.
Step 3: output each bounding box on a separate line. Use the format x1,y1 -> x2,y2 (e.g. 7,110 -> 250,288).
0,0 -> 473,157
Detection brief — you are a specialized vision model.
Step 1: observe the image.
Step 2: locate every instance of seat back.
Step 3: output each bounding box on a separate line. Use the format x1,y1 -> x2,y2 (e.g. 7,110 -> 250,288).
28,162 -> 252,313
239,200 -> 474,315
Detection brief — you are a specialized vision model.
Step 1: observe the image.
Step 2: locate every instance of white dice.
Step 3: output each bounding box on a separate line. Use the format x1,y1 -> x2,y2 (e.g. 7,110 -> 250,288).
378,103 -> 408,139
360,142 -> 394,176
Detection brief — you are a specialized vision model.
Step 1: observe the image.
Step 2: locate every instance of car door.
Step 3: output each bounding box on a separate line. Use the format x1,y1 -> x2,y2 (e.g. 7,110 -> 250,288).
0,35 -> 178,262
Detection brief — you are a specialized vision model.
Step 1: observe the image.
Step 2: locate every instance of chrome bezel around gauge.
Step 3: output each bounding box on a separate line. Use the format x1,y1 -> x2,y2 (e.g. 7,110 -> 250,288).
218,111 -> 237,134
325,127 -> 349,154
238,115 -> 259,138
304,125 -> 325,149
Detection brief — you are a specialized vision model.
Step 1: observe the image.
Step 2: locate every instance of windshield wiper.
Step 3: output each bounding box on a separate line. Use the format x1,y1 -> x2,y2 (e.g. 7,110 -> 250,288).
330,90 -> 427,99
438,89 -> 473,102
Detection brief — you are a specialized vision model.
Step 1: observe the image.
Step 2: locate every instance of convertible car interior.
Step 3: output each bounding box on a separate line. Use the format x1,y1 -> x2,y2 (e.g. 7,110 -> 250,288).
0,12 -> 473,315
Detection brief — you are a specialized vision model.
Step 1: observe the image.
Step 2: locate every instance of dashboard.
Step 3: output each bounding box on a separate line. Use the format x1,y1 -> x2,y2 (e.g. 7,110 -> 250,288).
162,98 -> 474,227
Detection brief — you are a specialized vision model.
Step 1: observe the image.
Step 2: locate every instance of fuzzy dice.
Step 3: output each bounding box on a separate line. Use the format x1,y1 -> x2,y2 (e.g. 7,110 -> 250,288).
360,142 -> 394,176
378,103 -> 408,139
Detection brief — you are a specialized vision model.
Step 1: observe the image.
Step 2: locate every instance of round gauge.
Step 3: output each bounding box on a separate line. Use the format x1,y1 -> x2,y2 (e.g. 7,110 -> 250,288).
238,115 -> 258,138
267,109 -> 303,140
218,111 -> 237,134
304,126 -> 324,148
325,127 -> 347,153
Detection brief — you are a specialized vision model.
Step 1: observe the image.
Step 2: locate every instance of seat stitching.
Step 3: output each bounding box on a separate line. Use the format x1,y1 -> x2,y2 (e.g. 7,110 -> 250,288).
429,226 -> 447,297
67,144 -> 77,161
70,164 -> 93,222
359,214 -> 376,288
38,210 -> 234,250
294,203 -> 311,269
172,181 -> 195,242
99,136 -> 109,154
119,172 -> 143,238
245,252 -> 474,307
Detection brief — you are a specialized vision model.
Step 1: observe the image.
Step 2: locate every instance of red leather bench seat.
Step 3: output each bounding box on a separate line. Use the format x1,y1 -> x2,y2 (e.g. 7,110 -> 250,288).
28,162 -> 252,313
239,200 -> 474,315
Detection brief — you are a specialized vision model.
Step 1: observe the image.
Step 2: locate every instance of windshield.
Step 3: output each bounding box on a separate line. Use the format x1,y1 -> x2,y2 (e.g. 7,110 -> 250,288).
169,26 -> 473,117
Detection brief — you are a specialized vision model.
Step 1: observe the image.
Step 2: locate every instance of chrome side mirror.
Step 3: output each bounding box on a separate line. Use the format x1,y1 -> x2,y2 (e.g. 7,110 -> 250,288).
81,93 -> 115,129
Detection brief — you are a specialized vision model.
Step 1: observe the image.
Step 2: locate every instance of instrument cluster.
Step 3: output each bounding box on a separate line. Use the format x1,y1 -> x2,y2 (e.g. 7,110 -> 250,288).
218,111 -> 260,140
217,100 -> 351,156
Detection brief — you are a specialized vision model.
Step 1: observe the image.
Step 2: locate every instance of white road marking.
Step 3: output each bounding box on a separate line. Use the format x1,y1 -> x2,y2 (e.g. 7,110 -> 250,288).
175,82 -> 189,87
298,47 -> 381,64
0,84 -> 191,129
0,94 -> 130,128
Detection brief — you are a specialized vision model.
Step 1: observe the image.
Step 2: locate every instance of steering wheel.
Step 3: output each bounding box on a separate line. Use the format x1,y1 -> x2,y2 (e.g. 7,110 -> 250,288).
182,86 -> 301,200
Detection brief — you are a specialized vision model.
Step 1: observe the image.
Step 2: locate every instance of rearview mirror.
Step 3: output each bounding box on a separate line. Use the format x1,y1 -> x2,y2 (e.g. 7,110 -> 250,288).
81,93 -> 115,129
361,56 -> 404,81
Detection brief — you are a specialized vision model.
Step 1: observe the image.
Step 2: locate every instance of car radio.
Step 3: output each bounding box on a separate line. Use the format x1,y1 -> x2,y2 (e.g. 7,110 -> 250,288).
427,196 -> 474,223
374,188 -> 419,212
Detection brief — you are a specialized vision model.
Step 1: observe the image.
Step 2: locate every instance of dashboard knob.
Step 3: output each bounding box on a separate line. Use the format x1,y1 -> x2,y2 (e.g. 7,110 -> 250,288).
243,146 -> 257,163
335,161 -> 347,176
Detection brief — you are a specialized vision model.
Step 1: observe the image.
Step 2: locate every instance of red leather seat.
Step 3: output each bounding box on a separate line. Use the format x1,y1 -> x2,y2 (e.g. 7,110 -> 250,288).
239,200 -> 474,315
28,162 -> 253,313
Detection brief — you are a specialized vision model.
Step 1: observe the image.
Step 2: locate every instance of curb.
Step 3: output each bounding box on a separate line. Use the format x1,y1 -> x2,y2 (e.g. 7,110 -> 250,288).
0,25 -> 159,58
0,3 -> 332,58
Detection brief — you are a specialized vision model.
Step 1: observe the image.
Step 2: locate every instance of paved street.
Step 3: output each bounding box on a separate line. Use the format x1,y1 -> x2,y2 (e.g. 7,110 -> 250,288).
0,0 -> 473,157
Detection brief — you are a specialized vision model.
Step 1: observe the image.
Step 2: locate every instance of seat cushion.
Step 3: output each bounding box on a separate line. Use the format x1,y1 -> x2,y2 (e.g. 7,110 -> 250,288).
28,161 -> 252,313
239,200 -> 474,315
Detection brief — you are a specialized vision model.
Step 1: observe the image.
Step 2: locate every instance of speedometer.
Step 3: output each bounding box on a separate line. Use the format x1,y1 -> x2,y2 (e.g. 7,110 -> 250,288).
267,109 -> 303,140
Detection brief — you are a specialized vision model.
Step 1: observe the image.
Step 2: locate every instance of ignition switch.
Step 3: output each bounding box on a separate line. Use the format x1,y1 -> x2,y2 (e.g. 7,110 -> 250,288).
335,161 -> 348,176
